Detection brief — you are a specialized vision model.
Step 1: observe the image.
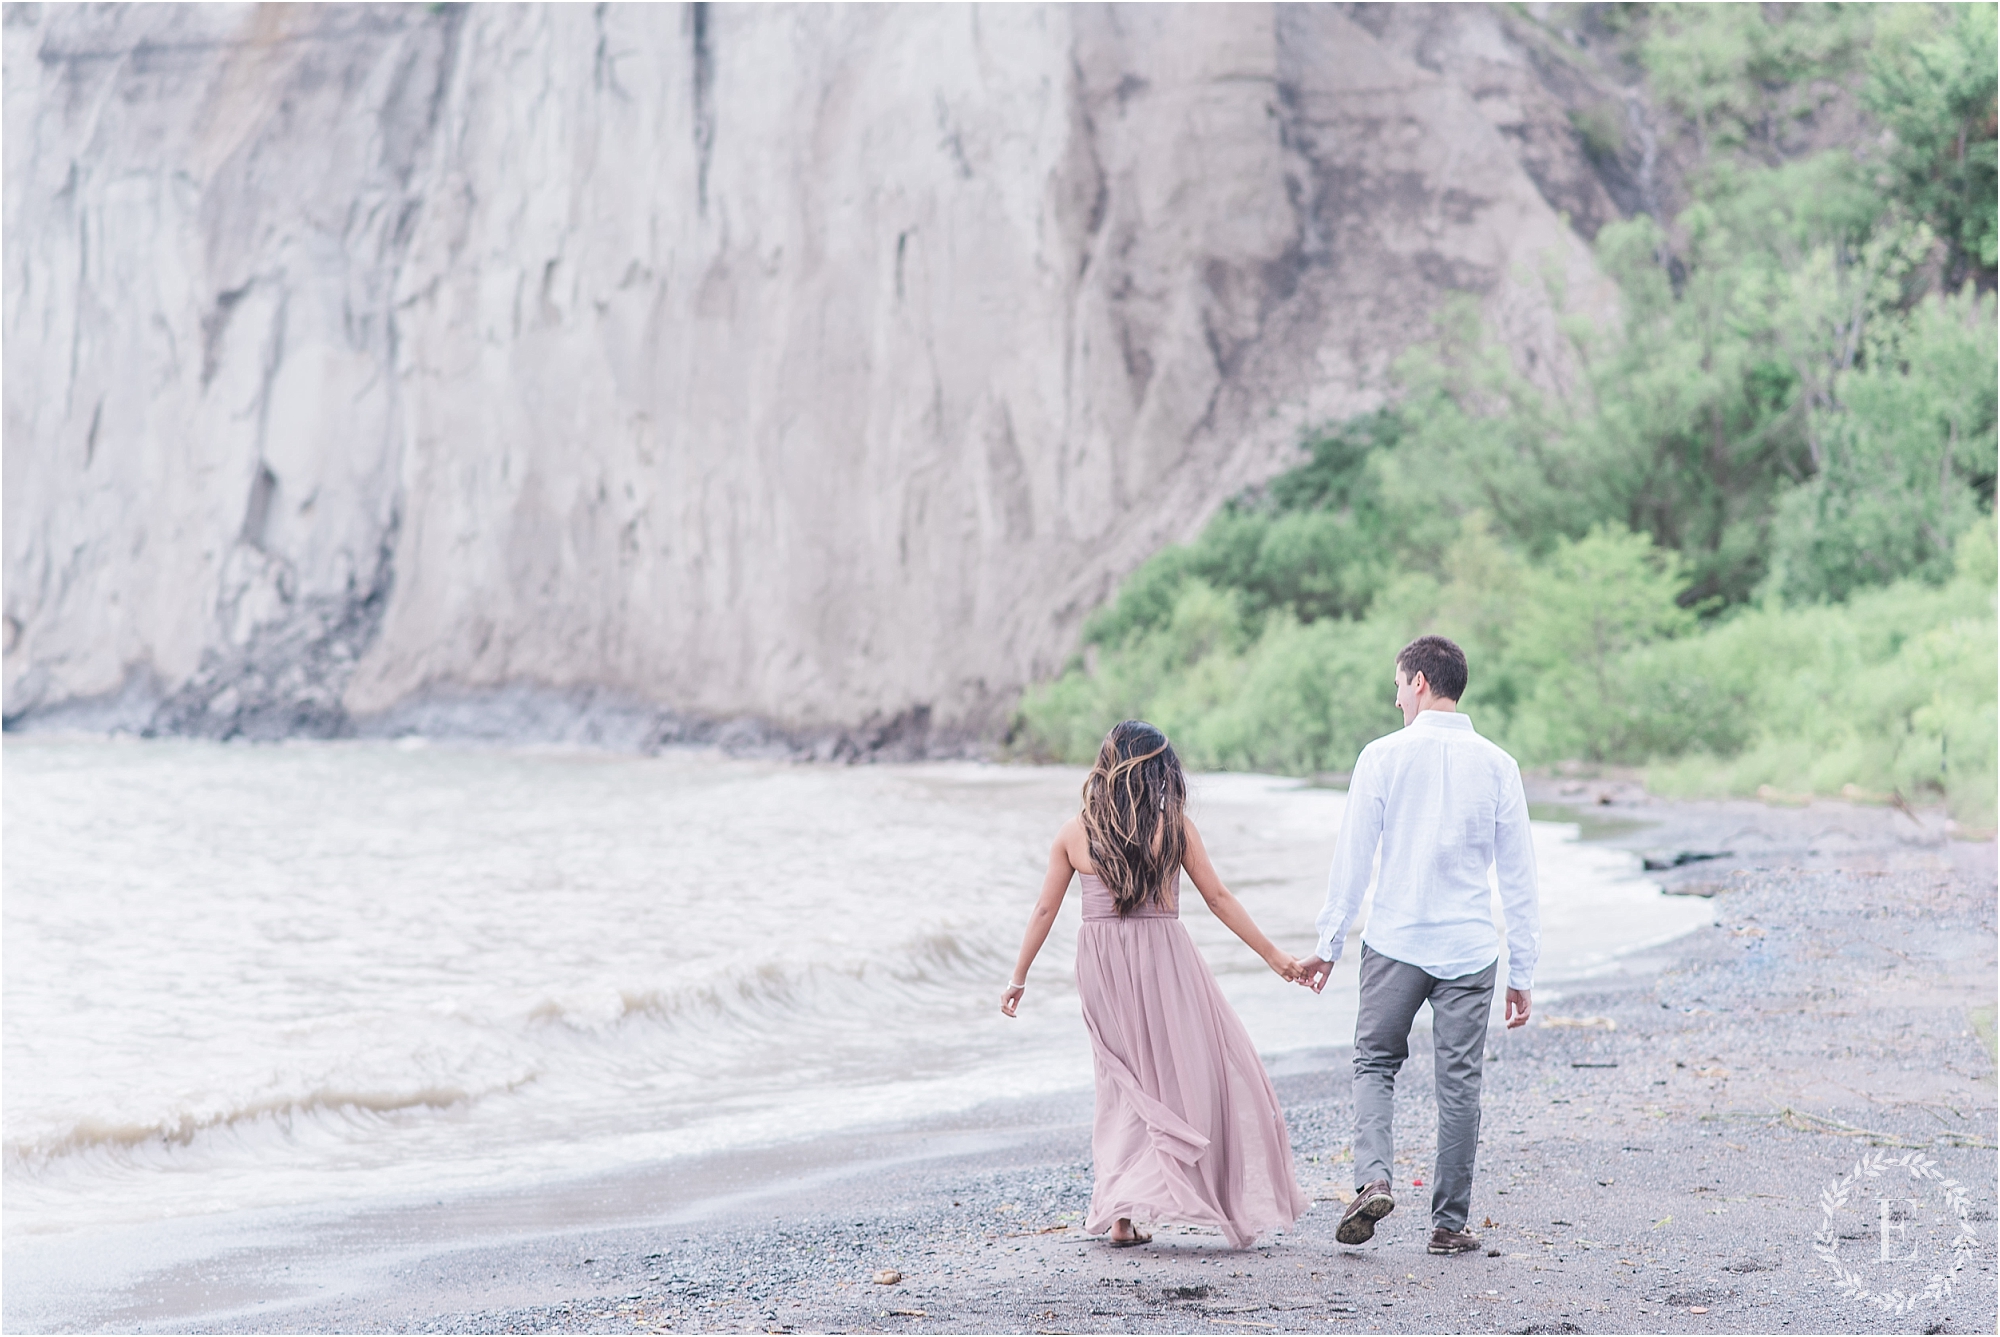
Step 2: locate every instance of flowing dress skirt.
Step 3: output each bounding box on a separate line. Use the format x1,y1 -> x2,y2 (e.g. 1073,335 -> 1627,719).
1075,874 -> 1308,1248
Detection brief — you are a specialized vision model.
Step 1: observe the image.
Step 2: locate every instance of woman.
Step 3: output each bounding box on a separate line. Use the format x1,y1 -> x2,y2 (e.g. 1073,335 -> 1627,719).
1001,721 -> 1310,1248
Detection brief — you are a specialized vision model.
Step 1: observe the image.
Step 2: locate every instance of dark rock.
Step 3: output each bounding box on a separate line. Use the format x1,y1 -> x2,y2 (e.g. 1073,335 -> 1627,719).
1642,850 -> 1733,871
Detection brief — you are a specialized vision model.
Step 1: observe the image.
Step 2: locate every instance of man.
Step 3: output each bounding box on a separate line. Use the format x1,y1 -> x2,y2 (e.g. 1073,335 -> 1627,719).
1295,634 -> 1540,1255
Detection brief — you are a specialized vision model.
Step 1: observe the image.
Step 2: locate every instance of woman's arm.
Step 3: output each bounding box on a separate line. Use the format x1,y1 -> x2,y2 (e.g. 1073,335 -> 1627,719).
1001,821 -> 1079,1016
1182,819 -> 1300,980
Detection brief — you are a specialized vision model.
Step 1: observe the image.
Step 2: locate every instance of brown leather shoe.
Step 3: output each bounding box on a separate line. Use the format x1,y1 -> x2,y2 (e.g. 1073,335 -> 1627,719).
1428,1226 -> 1480,1254
1336,1179 -> 1395,1245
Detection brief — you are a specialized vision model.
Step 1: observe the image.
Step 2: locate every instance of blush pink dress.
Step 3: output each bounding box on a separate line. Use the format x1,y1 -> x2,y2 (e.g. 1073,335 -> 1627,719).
1075,871 -> 1309,1247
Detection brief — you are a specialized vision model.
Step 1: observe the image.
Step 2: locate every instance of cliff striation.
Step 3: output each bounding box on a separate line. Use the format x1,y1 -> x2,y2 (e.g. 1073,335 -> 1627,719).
3,3 -> 1646,753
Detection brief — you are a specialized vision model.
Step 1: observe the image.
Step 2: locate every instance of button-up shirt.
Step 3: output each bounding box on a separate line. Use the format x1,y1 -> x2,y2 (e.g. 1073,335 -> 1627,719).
1314,710 -> 1541,989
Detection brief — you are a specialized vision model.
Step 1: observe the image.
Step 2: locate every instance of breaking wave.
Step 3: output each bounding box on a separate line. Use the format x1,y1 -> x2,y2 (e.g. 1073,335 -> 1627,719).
3,1080 -> 527,1174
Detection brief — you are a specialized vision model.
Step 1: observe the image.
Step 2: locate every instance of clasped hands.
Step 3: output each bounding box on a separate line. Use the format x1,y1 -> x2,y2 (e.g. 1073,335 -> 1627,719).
1263,952 -> 1329,989
1271,953 -> 1333,992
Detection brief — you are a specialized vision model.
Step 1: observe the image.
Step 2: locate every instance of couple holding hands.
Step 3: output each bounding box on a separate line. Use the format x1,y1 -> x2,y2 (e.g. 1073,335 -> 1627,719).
1002,635 -> 1541,1254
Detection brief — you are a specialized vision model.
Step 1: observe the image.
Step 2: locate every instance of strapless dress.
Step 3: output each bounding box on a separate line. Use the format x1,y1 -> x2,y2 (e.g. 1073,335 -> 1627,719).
1072,871 -> 1307,1248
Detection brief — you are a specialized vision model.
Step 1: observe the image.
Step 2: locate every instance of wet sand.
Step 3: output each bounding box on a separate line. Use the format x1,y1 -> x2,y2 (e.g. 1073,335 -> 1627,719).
14,794 -> 1996,1336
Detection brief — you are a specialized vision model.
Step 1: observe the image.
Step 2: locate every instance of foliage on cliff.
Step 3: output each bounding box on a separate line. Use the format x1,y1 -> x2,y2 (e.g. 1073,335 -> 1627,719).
1015,2 -> 1999,827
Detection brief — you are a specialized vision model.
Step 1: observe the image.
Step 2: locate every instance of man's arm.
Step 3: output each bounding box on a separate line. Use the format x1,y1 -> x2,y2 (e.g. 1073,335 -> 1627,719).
1493,757 -> 1540,1025
1299,751 -> 1384,991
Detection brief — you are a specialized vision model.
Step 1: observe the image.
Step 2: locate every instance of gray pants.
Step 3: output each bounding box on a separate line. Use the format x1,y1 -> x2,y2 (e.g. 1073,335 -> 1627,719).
1352,943 -> 1496,1232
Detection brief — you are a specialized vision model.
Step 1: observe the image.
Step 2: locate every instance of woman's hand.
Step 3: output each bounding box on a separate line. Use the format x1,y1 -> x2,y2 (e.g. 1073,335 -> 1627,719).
1001,984 -> 1026,1017
1266,951 -> 1301,982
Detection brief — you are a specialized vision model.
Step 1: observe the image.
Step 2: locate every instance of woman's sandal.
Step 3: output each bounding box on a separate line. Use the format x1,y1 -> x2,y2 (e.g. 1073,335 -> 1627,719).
1108,1230 -> 1153,1247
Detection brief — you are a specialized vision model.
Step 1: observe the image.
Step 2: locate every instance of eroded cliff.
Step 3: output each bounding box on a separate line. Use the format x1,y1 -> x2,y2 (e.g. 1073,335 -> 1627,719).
3,3 -> 1646,752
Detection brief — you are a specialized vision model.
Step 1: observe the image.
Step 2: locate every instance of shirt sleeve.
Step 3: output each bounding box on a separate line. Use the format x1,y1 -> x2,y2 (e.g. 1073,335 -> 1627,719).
1492,757 -> 1540,990
1315,748 -> 1384,963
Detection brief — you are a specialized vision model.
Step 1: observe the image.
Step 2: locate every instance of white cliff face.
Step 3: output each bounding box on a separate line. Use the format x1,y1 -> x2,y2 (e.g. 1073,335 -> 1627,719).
3,3 -> 1619,750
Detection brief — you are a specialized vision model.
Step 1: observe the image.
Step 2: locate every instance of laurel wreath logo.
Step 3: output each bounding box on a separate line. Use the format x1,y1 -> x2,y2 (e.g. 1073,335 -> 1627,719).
1813,1149 -> 1975,1314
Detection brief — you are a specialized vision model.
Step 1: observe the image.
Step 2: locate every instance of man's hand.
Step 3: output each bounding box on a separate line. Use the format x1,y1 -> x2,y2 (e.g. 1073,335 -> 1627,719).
1504,987 -> 1531,1029
1294,955 -> 1333,993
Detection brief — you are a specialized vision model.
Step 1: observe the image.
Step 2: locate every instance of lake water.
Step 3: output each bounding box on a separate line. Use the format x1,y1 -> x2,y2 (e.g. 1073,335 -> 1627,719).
2,736 -> 1711,1243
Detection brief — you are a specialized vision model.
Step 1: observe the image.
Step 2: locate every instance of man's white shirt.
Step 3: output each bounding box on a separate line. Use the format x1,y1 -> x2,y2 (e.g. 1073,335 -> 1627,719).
1314,710 -> 1541,989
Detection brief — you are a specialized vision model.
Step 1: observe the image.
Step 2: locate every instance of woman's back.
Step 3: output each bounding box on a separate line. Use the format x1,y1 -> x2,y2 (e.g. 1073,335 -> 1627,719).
1077,871 -> 1178,920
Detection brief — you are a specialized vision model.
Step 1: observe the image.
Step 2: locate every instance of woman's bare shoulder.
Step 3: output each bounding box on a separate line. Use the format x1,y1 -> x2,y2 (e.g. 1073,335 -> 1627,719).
1057,814 -> 1094,874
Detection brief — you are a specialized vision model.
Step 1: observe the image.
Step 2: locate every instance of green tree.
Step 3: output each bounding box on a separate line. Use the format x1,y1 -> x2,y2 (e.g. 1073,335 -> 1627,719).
1766,286 -> 2000,601
1641,3 -> 1872,162
1505,526 -> 1697,762
1078,410 -> 1416,651
1864,2 -> 2000,280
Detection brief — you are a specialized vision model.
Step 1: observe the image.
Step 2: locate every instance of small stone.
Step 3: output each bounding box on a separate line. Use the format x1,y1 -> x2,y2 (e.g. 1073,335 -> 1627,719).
872,1269 -> 902,1285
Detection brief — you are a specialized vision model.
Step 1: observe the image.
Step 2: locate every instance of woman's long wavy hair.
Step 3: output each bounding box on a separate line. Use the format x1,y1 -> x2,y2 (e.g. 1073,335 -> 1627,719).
1080,720 -> 1188,916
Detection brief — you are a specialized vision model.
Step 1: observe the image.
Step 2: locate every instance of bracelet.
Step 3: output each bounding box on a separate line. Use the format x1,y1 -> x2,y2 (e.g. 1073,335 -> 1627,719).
1008,979 -> 1027,990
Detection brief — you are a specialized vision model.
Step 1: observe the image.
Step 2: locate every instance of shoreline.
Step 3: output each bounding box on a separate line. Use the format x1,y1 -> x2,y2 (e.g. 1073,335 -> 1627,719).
0,688 -> 997,766
6,726 -> 1978,841
5,797 -> 1993,1336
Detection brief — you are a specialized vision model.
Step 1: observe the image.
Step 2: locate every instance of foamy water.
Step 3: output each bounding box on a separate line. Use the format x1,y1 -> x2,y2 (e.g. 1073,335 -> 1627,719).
2,737 -> 1710,1239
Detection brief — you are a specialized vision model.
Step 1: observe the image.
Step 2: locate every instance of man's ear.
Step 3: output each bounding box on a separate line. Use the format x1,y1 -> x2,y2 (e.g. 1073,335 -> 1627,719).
1410,670 -> 1429,698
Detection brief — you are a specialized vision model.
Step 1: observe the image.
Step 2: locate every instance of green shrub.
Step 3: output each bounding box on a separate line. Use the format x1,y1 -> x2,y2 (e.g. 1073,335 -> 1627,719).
1015,507 -> 1995,825
1644,522 -> 1998,826
1502,526 -> 1698,763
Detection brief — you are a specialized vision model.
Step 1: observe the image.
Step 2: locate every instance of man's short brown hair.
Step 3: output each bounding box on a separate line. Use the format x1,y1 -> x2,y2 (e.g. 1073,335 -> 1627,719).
1397,635 -> 1468,701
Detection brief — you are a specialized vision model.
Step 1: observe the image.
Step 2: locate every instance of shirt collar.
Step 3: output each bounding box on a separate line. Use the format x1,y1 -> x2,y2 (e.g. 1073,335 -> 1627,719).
1411,710 -> 1475,732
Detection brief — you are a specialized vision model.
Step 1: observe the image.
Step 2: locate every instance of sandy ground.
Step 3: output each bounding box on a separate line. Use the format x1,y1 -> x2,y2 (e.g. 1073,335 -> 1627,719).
24,796 -> 1999,1336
